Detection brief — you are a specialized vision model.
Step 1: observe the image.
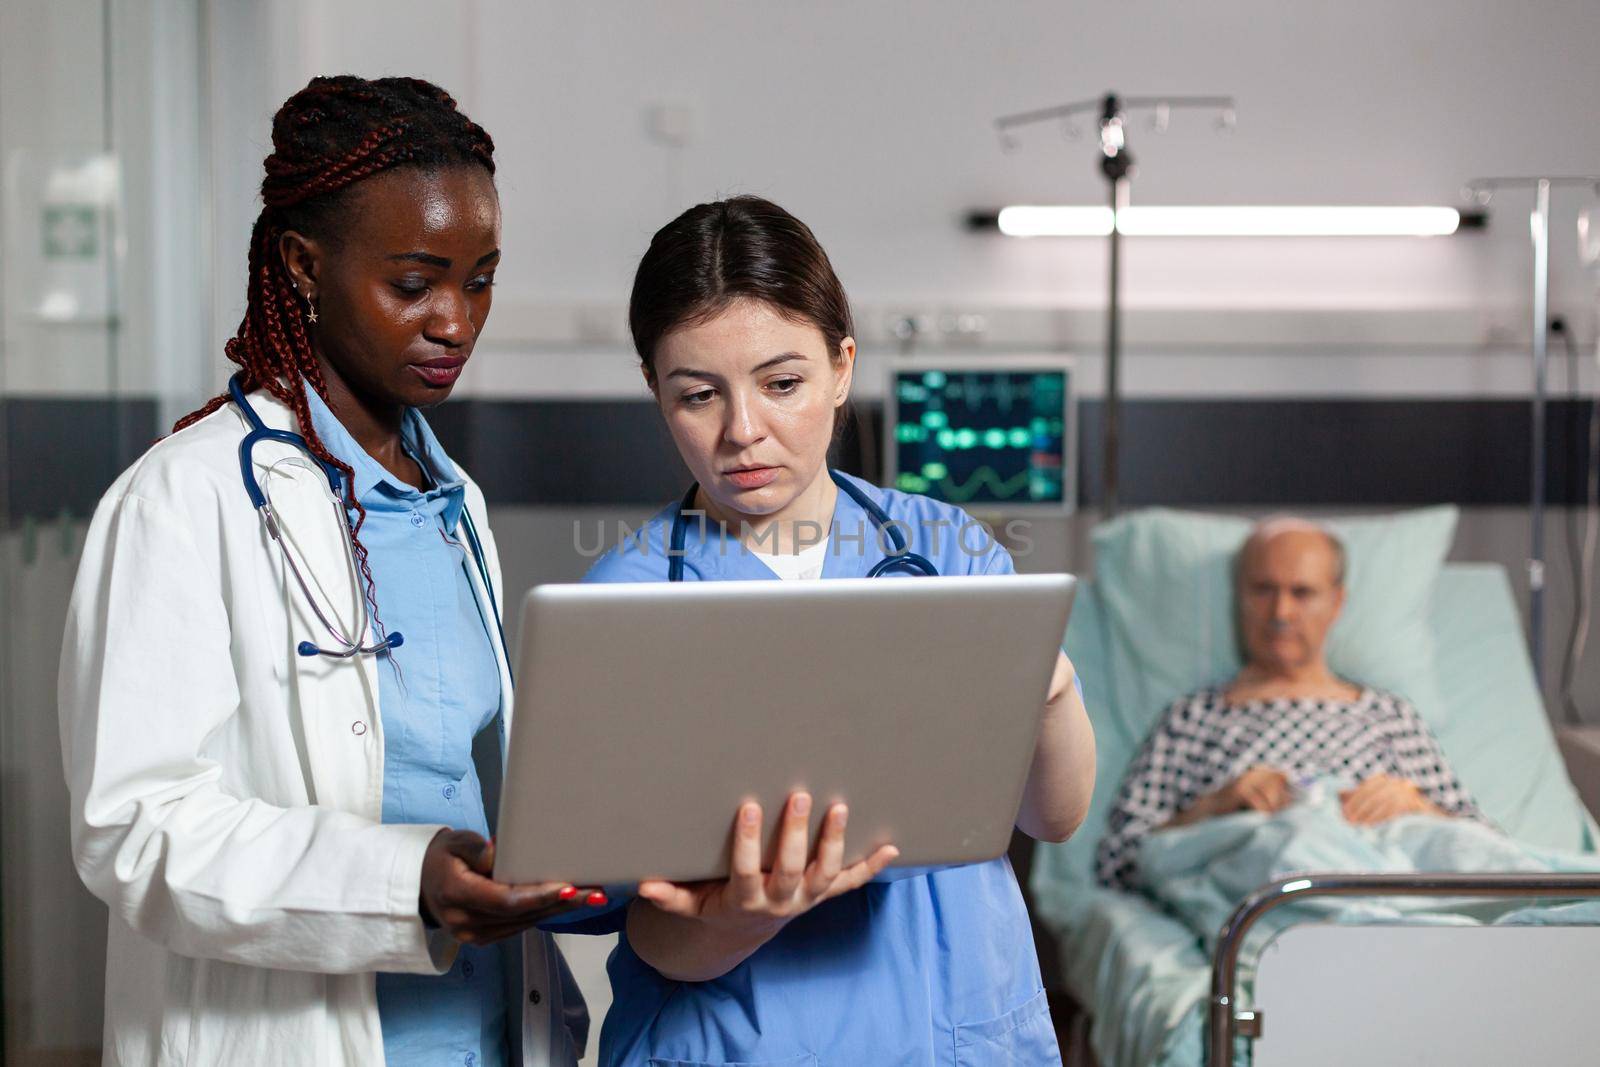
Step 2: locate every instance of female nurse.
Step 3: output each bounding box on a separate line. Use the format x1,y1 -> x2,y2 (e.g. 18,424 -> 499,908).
580,196 -> 1097,1066
59,77 -> 599,1066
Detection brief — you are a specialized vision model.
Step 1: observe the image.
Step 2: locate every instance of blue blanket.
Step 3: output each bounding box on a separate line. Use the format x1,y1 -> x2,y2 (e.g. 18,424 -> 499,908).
1139,783 -> 1600,951
1107,782 -> 1600,1067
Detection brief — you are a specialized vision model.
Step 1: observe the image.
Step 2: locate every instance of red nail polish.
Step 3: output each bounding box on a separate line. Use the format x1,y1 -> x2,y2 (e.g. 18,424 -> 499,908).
585,890 -> 609,907
558,885 -> 578,901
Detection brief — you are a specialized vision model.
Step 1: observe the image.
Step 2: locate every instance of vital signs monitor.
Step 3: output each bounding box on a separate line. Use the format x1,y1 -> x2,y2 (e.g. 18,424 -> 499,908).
883,356 -> 1076,514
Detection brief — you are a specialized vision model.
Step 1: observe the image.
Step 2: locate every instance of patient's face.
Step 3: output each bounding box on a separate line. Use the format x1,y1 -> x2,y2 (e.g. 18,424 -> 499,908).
649,298 -> 854,523
1237,531 -> 1346,673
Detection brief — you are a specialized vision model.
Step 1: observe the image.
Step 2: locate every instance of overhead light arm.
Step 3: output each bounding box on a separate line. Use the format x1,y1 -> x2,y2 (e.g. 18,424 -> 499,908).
991,92 -> 1238,515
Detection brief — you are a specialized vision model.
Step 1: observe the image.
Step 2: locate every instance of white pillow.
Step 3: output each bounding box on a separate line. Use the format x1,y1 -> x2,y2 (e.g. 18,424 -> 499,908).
1091,506 -> 1459,743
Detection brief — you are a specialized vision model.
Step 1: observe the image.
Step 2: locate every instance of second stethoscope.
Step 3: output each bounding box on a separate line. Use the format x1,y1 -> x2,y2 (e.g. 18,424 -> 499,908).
230,373 -> 506,662
667,468 -> 940,582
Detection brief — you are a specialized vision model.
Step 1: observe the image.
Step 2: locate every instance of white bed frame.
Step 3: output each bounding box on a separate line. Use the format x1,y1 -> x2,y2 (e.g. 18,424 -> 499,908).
1208,873 -> 1600,1066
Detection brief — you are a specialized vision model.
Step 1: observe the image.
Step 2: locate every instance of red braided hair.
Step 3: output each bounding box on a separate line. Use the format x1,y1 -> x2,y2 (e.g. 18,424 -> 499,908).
175,76 -> 495,620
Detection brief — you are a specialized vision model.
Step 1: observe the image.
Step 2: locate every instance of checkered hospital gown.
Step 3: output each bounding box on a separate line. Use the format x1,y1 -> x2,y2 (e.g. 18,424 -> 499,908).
1095,687 -> 1486,890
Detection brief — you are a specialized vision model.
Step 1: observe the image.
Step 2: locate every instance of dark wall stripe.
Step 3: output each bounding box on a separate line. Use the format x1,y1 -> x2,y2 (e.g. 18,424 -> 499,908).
1075,399 -> 1598,508
433,398 -> 1600,509
2,398 -> 158,527
5,396 -> 1596,522
427,400 -> 692,507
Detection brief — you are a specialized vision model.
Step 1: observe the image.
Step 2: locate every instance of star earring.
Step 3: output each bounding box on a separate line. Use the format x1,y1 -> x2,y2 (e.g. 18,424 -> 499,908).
303,290 -> 318,325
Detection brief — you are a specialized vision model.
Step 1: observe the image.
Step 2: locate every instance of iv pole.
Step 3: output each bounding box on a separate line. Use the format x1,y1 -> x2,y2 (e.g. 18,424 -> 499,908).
1464,175 -> 1600,689
995,93 -> 1235,515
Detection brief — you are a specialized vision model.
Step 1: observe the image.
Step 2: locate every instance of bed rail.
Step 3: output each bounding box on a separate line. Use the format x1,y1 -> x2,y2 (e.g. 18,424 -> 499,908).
1207,872 -> 1600,1067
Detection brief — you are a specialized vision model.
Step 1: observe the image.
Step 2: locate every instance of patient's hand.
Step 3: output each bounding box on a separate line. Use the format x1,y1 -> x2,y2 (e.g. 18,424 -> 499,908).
1340,775 -> 1439,825
1163,766 -> 1292,828
1215,766 -> 1294,815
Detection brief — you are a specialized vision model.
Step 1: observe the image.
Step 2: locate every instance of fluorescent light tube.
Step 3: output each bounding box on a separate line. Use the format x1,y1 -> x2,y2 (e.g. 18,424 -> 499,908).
1118,205 -> 1461,236
997,206 -> 1114,236
994,205 -> 1463,237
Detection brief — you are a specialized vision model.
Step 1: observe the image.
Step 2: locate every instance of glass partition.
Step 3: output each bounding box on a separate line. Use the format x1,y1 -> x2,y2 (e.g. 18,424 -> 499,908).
1,2 -> 206,1061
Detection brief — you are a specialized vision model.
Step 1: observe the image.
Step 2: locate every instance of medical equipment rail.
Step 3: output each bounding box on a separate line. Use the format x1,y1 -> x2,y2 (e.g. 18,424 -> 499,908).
1206,871 -> 1600,1066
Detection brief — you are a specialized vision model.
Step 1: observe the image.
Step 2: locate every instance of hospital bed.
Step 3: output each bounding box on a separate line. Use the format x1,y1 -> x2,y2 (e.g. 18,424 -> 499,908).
1029,509 -> 1600,1067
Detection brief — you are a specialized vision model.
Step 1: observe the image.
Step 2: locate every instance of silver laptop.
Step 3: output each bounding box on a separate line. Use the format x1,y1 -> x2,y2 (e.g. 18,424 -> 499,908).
493,574 -> 1076,886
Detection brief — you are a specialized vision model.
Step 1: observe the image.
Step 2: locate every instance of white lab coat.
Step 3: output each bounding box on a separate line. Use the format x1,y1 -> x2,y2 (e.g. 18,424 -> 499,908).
58,387 -> 583,1066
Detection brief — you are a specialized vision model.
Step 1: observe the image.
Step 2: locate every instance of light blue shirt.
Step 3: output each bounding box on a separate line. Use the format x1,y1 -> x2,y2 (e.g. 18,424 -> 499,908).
576,471 -> 1064,1067
304,388 -> 512,1067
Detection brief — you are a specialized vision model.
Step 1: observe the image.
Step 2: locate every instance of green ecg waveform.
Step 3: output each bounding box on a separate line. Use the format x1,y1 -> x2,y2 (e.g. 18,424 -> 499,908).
897,467 -> 1035,502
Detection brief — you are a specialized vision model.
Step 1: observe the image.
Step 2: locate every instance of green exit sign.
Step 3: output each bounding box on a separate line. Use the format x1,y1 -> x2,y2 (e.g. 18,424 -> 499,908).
43,204 -> 98,258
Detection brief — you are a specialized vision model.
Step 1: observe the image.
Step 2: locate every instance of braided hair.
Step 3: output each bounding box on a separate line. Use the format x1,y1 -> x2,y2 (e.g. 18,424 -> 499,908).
176,75 -> 495,609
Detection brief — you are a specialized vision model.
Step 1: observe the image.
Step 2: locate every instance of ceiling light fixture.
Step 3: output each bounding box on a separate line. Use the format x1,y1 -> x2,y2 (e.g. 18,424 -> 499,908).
976,204 -> 1482,238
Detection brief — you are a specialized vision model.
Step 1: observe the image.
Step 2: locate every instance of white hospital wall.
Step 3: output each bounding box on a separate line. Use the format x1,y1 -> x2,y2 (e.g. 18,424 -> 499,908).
230,0 -> 1600,329
2,0 -> 1593,396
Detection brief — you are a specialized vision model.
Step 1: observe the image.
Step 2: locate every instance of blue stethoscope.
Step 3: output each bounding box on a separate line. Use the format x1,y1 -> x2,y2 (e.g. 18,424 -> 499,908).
667,469 -> 940,582
230,373 -> 507,663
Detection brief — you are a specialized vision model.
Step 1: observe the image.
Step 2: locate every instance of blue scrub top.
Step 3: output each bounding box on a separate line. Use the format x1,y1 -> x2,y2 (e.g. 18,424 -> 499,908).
577,471 -> 1063,1067
304,388 -> 513,1067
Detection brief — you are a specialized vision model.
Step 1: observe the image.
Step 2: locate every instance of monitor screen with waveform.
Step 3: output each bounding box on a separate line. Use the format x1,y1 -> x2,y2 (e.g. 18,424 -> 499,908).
884,359 -> 1075,513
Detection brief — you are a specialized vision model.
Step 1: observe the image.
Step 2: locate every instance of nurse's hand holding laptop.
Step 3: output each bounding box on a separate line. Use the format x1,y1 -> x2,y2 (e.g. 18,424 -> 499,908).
629,794 -> 899,980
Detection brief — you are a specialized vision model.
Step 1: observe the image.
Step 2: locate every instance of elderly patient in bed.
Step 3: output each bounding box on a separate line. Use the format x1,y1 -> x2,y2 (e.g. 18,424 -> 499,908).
1095,517 -> 1486,891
